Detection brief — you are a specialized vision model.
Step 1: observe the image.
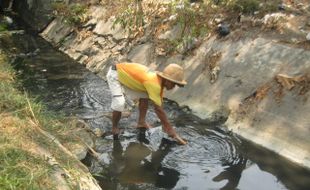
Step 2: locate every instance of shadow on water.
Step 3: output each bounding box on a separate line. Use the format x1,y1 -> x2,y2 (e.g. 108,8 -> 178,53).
102,136 -> 180,189
2,17 -> 310,190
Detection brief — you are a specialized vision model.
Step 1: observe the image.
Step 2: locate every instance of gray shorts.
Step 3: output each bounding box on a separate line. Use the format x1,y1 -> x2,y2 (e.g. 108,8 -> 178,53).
106,66 -> 148,112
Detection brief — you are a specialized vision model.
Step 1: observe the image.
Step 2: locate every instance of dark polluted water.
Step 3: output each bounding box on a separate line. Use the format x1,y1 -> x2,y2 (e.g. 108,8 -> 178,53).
2,28 -> 310,190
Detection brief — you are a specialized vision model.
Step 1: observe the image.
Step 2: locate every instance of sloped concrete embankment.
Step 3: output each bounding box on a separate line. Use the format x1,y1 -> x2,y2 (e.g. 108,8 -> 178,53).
40,5 -> 310,169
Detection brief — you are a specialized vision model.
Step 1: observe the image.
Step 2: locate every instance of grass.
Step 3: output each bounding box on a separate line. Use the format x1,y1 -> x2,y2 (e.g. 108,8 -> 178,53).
0,148 -> 52,190
0,23 -> 8,32
0,51 -> 89,189
0,54 -> 52,189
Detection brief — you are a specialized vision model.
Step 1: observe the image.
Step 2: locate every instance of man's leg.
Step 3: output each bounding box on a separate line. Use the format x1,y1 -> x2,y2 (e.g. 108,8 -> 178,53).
137,98 -> 152,129
106,66 -> 125,140
112,111 -> 122,140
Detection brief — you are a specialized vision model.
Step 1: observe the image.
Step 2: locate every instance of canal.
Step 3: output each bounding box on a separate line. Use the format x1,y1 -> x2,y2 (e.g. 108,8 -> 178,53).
1,19 -> 310,190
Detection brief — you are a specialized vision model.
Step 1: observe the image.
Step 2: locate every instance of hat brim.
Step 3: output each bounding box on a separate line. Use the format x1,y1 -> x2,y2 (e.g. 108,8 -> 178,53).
157,71 -> 187,86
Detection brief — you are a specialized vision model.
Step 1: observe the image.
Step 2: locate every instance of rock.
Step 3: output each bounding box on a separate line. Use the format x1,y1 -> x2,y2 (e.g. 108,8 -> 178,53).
214,18 -> 223,25
72,128 -> 95,161
0,15 -> 13,25
127,43 -> 154,64
178,37 -> 199,54
296,3 -> 304,10
278,4 -> 286,11
209,106 -> 230,124
210,65 -> 220,84
93,17 -> 127,41
239,15 -> 252,23
262,13 -> 286,28
13,0 -> 54,31
158,24 -> 182,40
166,14 -> 177,22
218,23 -> 230,36
94,128 -> 105,137
40,18 -> 73,45
291,38 -> 298,43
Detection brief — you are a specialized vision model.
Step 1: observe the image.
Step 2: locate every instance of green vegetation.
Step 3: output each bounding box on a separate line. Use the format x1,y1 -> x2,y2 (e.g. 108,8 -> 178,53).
52,2 -> 88,26
0,148 -> 52,190
0,23 -> 8,32
0,53 -> 87,189
0,54 -> 52,189
30,0 -> 281,54
0,14 -> 9,32
109,0 -> 210,53
231,0 -> 280,14
105,0 -> 281,54
110,0 -> 145,37
167,1 -> 208,54
231,0 -> 260,14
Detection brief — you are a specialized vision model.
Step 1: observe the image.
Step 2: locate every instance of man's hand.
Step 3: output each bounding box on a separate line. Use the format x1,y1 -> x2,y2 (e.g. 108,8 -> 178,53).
162,125 -> 187,145
174,134 -> 187,145
154,104 -> 187,145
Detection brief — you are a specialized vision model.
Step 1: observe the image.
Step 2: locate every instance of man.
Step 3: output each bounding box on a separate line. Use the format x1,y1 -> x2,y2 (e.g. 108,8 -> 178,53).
106,62 -> 187,145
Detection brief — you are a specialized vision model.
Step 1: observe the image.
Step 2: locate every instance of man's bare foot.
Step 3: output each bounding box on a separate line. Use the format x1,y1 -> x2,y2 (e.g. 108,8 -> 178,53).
112,127 -> 120,140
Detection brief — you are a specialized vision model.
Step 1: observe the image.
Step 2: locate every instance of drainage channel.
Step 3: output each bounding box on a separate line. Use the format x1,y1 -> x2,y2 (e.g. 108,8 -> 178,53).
2,24 -> 310,190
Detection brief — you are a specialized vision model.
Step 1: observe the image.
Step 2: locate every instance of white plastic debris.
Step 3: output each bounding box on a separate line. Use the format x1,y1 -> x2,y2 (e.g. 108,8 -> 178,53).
306,32 -> 310,41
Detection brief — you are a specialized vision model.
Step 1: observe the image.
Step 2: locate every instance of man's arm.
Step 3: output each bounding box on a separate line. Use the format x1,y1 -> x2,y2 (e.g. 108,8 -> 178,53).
153,104 -> 176,137
154,104 -> 187,145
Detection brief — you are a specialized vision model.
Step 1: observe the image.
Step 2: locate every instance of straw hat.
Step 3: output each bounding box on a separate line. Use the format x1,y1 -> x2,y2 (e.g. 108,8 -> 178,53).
157,64 -> 187,86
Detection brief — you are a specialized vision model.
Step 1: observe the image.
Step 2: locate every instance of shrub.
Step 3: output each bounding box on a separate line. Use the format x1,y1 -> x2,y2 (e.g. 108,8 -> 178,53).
0,23 -> 8,32
112,0 -> 145,35
52,2 -> 88,26
232,0 -> 260,14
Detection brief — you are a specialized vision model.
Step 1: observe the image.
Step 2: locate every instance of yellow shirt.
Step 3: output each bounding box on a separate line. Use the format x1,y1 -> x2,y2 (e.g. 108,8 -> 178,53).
116,63 -> 163,106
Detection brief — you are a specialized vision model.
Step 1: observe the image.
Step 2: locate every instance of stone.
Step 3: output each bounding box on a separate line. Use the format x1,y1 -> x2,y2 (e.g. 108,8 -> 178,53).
158,24 -> 182,40
278,4 -> 286,11
93,18 -> 127,41
218,23 -> 230,36
127,43 -> 154,64
94,128 -> 105,137
13,0 -> 54,31
40,18 -> 73,44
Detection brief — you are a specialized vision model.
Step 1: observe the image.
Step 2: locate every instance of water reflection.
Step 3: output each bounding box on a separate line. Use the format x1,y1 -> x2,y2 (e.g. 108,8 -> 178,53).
213,157 -> 247,190
108,133 -> 180,189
